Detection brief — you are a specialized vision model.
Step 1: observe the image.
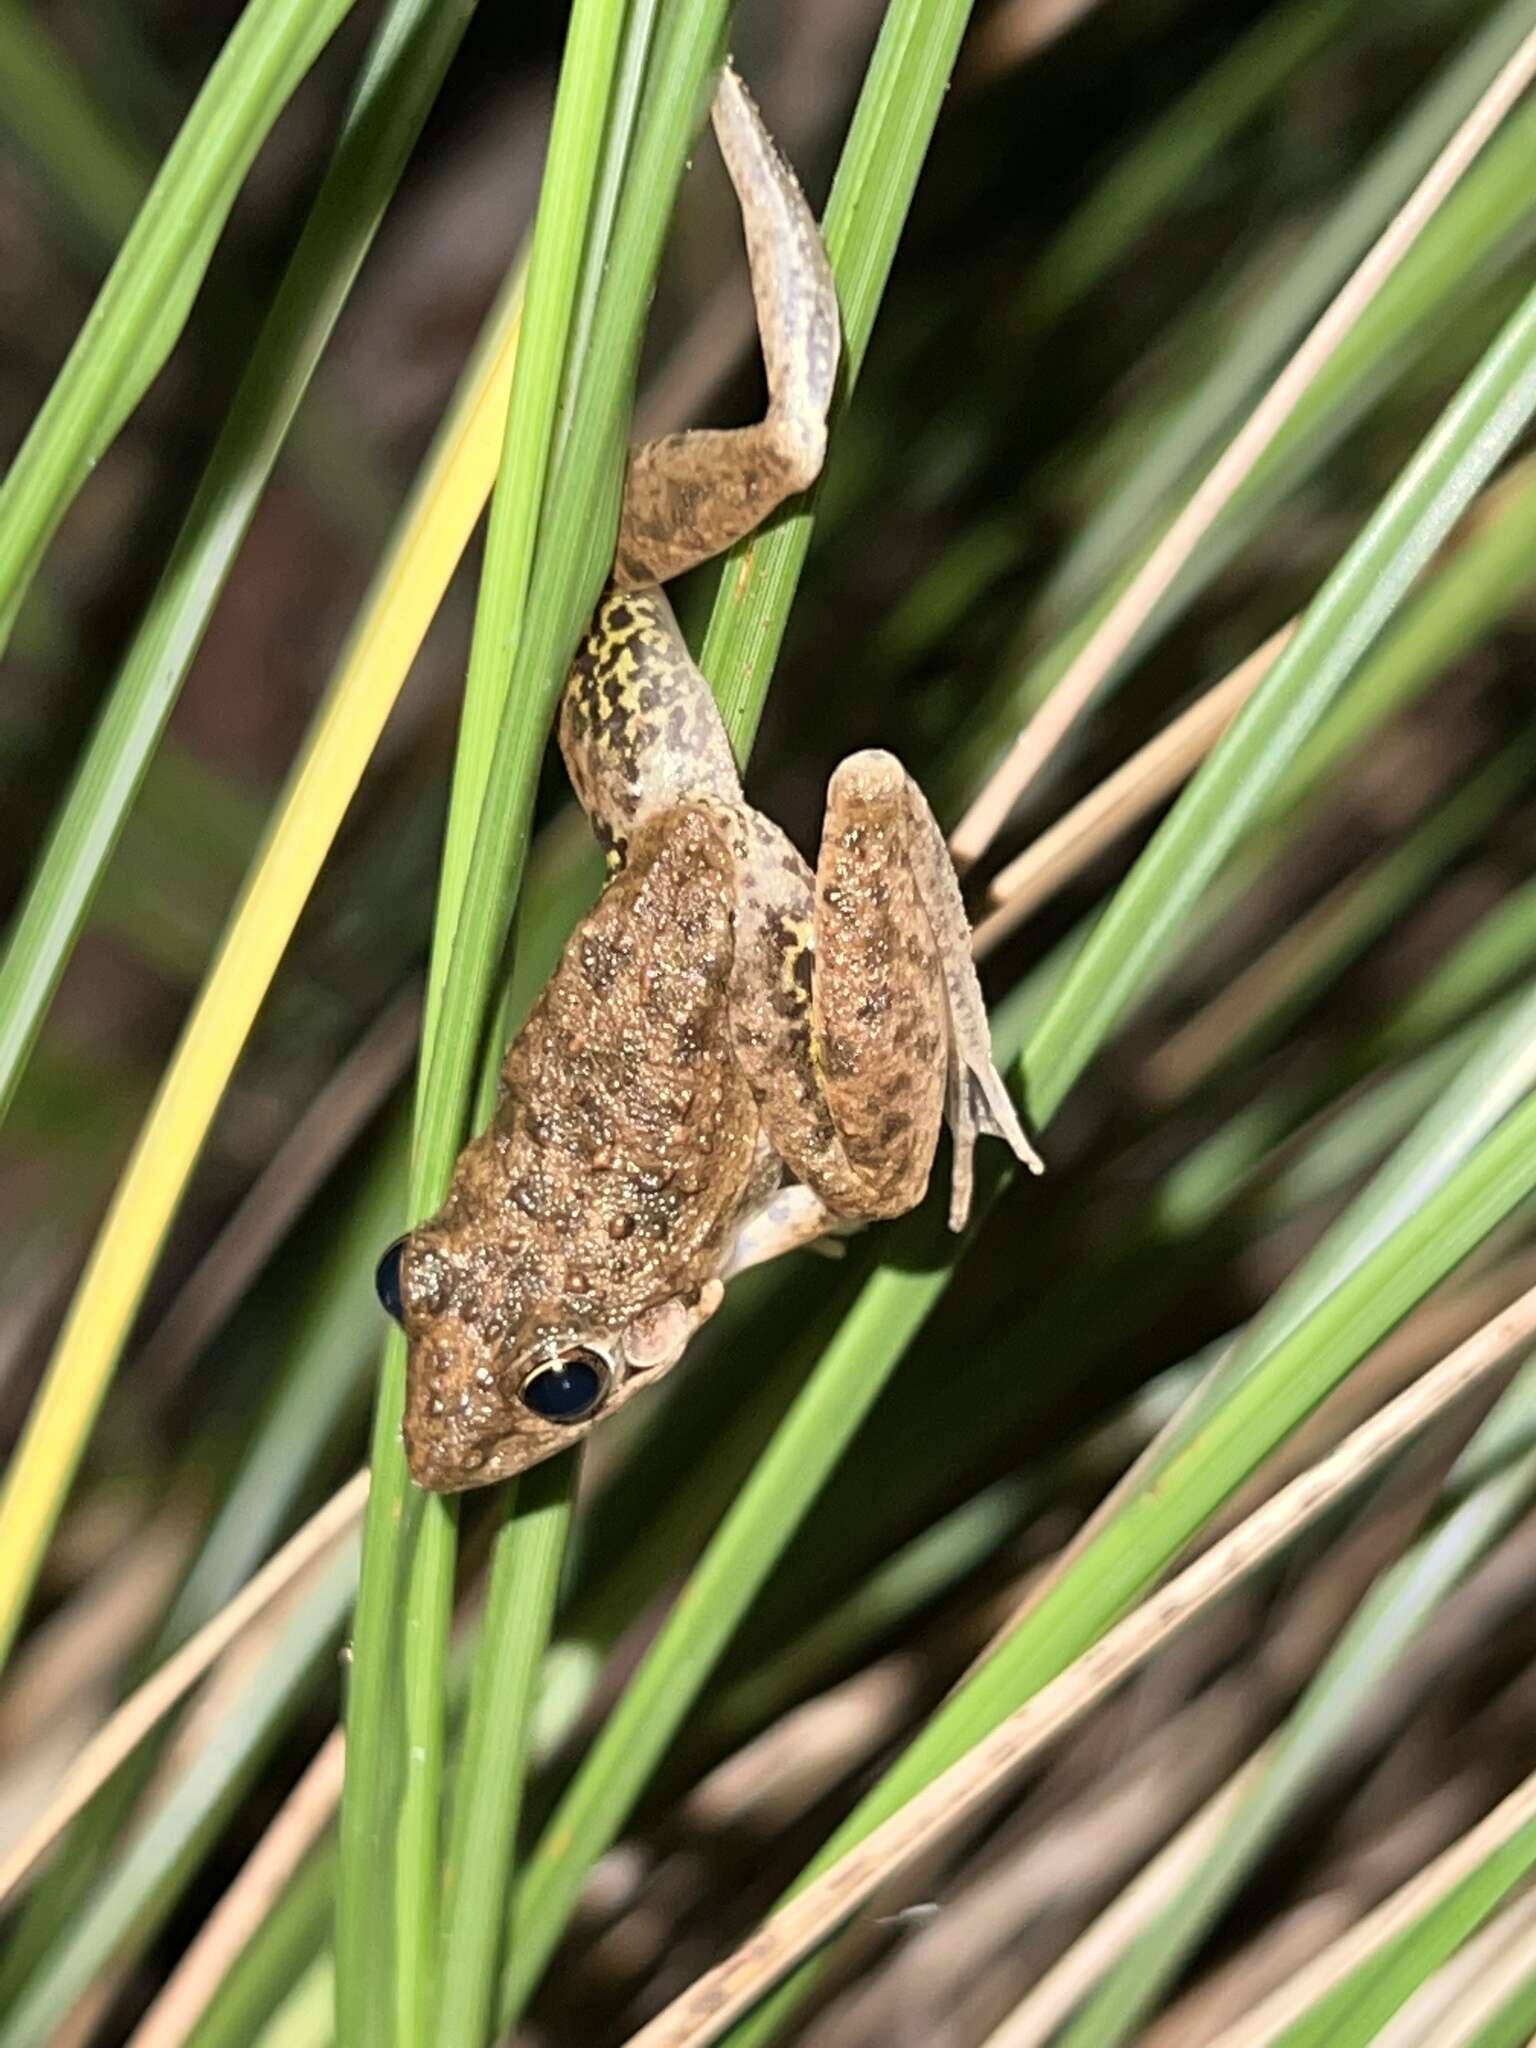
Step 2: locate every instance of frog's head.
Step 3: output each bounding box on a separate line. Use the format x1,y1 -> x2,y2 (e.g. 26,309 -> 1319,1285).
375,1221 -> 727,1493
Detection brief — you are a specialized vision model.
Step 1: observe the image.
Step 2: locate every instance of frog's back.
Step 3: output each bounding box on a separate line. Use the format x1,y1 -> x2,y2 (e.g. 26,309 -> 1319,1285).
492,803 -> 762,1316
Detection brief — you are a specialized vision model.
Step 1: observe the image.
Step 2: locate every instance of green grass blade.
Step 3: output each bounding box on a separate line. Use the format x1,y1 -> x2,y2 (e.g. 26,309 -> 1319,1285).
0,0 -> 358,645
729,1072 -> 1536,2042
1020,0 -> 1360,338
716,267 -> 1536,2041
0,3 -> 146,251
699,0 -> 979,747
336,2 -> 679,2039
490,3 -> 981,2020
432,1459 -> 572,2048
187,1847 -> 336,2048
1046,0 -> 1536,620
0,0 -> 470,1126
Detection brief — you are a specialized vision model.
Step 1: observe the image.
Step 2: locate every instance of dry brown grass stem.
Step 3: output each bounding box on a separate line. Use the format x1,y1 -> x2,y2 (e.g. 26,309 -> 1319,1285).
971,624 -> 1294,958
948,24 -> 1536,870
123,1727 -> 345,2048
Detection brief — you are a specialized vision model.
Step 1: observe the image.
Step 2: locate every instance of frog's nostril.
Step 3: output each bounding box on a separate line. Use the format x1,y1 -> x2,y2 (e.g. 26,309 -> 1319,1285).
521,1350 -> 608,1422
375,1237 -> 408,1324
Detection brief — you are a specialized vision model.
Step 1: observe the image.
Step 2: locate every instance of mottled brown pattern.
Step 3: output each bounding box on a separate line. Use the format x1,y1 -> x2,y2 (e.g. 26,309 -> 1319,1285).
395,63 -> 1040,1493
399,809 -> 756,1490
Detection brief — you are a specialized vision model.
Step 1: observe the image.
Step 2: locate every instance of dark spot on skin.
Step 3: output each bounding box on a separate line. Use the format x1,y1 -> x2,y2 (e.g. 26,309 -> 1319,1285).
822,1034 -> 857,1079
580,932 -> 623,994
608,1213 -> 636,1241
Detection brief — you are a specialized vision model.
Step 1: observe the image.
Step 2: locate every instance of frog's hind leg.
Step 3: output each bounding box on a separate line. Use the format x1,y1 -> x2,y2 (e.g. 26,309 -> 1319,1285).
734,756 -> 1042,1234
614,65 -> 839,589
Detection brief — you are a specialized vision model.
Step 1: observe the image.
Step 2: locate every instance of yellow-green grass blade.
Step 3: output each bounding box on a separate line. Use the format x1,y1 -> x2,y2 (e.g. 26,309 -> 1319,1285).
0,0 -> 472,1125
0,0 -> 358,648
0,1110 -> 402,2011
0,0 -> 524,1699
0,233 -> 527,1693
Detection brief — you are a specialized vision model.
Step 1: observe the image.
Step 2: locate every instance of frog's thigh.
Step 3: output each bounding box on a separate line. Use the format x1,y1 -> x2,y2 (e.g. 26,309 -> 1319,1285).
840,753 -> 1043,1229
810,753 -> 1040,1231
796,750 -> 954,1223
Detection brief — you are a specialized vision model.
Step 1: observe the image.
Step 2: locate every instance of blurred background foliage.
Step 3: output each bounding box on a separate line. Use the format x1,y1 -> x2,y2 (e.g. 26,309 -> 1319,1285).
7,0 -> 1536,2043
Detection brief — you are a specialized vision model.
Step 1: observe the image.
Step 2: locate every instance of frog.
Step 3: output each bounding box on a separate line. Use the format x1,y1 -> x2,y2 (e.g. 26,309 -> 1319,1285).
375,64 -> 1043,1492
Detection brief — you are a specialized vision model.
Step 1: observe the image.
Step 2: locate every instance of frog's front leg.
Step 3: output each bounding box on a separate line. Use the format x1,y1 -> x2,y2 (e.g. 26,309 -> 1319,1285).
732,758 -> 1044,1235
614,64 -> 839,589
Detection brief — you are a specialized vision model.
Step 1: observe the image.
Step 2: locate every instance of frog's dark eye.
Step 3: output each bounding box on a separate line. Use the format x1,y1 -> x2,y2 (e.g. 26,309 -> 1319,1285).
520,1350 -> 609,1423
375,1237 -> 408,1325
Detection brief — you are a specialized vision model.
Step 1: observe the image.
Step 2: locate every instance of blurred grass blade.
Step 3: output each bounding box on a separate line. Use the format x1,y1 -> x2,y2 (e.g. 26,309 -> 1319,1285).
0,1542 -> 356,2048
0,0 -> 475,1126
0,0 -> 357,646
717,270 -> 1536,2044
0,255 -> 528,1681
0,3 -> 147,251
1272,1782 -> 1536,2047
1026,273 -> 1536,1128
1047,0 -> 1536,621
1059,1353 -> 1536,2046
1020,0 -> 1358,338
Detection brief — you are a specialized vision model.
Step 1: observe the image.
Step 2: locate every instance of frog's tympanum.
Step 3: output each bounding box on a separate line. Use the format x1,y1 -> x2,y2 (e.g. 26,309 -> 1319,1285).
377,67 -> 1043,1490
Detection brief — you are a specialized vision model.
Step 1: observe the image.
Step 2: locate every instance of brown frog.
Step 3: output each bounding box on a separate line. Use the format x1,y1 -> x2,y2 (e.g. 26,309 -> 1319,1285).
377,66 -> 1043,1491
